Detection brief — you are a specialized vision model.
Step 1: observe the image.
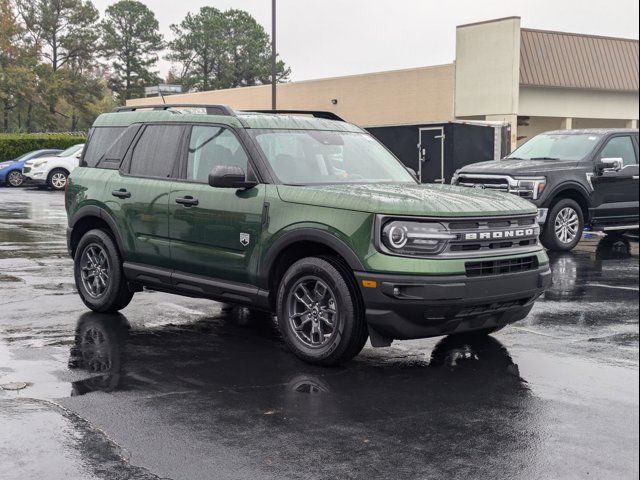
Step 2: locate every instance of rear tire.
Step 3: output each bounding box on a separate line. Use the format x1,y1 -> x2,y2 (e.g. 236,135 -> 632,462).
47,168 -> 68,191
541,198 -> 584,251
6,170 -> 24,187
74,229 -> 133,313
276,256 -> 368,366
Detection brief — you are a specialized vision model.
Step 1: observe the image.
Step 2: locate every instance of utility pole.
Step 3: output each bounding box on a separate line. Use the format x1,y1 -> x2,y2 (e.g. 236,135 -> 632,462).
271,0 -> 277,110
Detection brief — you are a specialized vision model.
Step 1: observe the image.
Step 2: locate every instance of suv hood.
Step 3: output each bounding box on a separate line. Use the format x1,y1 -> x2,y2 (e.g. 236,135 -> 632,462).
277,183 -> 537,217
459,158 -> 579,176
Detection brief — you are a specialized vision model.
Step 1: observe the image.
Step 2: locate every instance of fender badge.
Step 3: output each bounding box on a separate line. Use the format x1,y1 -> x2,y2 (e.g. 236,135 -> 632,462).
240,233 -> 250,247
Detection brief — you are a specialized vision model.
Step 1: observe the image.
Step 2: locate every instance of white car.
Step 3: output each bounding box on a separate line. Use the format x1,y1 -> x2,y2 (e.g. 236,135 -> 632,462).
22,143 -> 85,190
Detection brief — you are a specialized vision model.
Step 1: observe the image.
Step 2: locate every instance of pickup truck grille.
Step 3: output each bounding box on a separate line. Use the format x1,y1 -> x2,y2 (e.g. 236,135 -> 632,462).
465,256 -> 539,277
457,176 -> 509,192
443,215 -> 539,256
456,174 -> 534,198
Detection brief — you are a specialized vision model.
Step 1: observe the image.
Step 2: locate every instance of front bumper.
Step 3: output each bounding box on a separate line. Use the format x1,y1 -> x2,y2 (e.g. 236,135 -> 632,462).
355,265 -> 551,342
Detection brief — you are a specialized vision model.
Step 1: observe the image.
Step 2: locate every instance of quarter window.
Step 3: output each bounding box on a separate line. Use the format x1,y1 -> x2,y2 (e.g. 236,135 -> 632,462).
83,127 -> 126,167
129,125 -> 183,178
186,126 -> 248,182
599,136 -> 637,166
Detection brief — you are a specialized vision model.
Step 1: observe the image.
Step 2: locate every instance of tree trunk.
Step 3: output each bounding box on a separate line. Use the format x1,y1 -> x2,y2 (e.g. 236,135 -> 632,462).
26,101 -> 33,133
2,102 -> 8,132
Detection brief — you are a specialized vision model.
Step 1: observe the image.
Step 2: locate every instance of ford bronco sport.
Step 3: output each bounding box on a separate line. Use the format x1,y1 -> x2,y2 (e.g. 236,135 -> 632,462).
66,105 -> 551,366
453,129 -> 639,252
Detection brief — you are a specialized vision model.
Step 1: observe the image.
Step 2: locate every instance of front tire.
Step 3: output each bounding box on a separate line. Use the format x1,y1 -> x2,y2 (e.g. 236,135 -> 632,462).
74,229 -> 133,313
47,168 -> 68,190
276,257 -> 368,366
541,198 -> 584,251
6,170 -> 25,187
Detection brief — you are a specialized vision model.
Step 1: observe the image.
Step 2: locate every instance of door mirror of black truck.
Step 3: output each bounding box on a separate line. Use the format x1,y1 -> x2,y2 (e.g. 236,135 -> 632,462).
596,157 -> 624,174
209,165 -> 257,189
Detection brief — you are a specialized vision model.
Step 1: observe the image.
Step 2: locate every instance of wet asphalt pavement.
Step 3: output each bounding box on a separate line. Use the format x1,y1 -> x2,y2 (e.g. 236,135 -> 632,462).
0,188 -> 638,480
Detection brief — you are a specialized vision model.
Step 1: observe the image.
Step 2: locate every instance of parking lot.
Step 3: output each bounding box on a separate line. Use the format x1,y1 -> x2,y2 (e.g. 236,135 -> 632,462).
0,187 -> 638,480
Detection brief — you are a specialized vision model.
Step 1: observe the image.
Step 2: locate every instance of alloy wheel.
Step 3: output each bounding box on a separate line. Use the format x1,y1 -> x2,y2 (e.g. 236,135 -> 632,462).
51,172 -> 67,189
286,276 -> 339,348
7,170 -> 24,187
80,244 -> 110,299
554,207 -> 580,244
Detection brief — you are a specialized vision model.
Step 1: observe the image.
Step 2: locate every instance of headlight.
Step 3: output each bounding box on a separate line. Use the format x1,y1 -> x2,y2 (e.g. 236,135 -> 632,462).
33,159 -> 49,168
380,220 -> 457,256
515,177 -> 546,200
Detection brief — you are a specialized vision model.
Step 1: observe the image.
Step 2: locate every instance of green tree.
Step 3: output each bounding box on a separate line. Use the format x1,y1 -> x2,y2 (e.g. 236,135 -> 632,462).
15,0 -> 100,114
167,7 -> 289,92
222,9 -> 289,87
0,0 -> 37,132
100,0 -> 164,101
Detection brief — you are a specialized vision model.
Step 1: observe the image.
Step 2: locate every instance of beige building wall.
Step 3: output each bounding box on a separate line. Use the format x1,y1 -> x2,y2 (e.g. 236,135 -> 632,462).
454,17 -> 521,118
519,87 -> 639,120
128,65 -> 455,128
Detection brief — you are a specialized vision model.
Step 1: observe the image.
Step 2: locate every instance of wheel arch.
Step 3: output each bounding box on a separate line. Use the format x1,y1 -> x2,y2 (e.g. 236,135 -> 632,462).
544,183 -> 591,222
260,228 -> 365,309
69,206 -> 125,258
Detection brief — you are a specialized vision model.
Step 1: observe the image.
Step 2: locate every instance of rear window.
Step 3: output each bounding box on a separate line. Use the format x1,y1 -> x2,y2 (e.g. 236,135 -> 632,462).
128,125 -> 184,178
83,127 -> 127,167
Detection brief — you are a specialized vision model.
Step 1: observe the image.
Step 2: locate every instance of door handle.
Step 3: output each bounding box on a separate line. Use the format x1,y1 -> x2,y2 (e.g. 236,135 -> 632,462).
175,196 -> 199,207
111,188 -> 131,199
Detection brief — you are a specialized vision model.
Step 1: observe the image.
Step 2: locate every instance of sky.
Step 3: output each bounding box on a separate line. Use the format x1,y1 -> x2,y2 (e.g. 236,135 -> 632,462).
92,0 -> 640,82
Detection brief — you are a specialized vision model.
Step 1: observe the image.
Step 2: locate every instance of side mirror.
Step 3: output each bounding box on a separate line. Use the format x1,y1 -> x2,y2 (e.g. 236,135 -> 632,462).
597,157 -> 624,174
209,165 -> 257,189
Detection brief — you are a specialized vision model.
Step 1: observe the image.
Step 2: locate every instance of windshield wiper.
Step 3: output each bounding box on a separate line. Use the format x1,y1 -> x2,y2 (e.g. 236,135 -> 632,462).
505,156 -> 525,160
530,157 -> 560,161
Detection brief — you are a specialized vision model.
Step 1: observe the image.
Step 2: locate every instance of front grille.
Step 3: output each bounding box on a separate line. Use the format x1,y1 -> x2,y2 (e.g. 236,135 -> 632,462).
22,167 -> 31,174
457,175 -> 535,199
458,176 -> 509,192
444,216 -> 539,255
465,256 -> 539,277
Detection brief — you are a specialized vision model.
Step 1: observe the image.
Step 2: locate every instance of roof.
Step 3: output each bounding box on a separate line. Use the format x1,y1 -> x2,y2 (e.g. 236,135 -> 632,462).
520,29 -> 639,92
92,110 -> 363,132
542,128 -> 638,135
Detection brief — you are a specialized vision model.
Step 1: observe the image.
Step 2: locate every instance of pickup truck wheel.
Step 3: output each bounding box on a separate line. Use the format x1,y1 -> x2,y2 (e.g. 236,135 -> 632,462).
541,199 -> 584,251
47,168 -> 68,190
276,257 -> 368,366
6,170 -> 25,187
74,229 -> 133,313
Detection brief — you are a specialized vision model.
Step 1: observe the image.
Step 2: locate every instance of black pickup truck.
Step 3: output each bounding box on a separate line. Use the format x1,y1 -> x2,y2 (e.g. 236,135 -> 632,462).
452,129 -> 639,251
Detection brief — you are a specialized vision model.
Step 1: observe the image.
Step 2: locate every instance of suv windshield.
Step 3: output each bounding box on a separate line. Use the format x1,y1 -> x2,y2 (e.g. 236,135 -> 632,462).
250,129 -> 416,185
508,133 -> 602,161
57,144 -> 83,157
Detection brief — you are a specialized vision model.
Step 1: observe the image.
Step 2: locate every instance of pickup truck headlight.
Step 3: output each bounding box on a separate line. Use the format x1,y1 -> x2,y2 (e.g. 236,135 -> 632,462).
381,220 -> 457,256
514,177 -> 546,200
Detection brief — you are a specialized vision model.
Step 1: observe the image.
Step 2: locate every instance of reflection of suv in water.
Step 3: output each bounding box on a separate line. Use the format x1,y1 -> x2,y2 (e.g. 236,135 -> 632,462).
452,129 -> 639,251
66,105 -> 551,365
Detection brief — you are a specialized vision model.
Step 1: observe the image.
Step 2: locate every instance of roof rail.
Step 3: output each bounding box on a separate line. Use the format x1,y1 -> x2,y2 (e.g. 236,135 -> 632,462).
114,104 -> 235,116
243,110 -> 345,122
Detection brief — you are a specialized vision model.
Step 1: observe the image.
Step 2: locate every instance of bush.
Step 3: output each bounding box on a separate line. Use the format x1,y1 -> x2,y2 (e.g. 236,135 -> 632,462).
0,133 -> 87,161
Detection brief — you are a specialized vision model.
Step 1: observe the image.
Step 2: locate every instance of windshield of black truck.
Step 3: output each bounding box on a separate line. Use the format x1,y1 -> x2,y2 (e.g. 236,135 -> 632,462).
250,129 -> 416,185
508,133 -> 603,161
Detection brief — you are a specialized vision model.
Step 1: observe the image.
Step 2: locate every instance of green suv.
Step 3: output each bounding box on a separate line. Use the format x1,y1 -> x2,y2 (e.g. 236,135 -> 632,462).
66,105 -> 551,365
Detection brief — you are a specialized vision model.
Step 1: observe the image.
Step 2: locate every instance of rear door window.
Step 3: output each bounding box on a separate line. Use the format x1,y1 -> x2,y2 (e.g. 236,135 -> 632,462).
83,127 -> 126,167
128,125 -> 185,178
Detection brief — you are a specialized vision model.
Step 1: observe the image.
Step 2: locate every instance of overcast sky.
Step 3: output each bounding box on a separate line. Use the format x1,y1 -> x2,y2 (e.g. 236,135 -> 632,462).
93,0 -> 640,82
